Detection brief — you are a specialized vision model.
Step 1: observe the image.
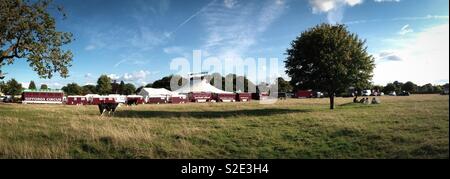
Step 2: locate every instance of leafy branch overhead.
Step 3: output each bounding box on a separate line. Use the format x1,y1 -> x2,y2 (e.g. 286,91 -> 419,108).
0,0 -> 73,78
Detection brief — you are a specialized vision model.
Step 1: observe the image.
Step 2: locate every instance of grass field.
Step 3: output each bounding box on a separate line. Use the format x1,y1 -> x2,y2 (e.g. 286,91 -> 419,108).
0,94 -> 448,159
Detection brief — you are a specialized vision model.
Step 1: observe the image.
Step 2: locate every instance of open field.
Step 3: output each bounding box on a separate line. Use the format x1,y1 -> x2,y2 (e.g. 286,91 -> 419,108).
0,94 -> 448,159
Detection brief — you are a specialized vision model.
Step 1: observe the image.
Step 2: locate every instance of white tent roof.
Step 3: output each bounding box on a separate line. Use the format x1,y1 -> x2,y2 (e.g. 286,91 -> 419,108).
175,79 -> 233,94
139,88 -> 178,97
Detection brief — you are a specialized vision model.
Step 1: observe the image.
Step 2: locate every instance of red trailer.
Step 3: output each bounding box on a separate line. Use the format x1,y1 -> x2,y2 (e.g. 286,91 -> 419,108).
91,96 -> 116,105
170,95 -> 187,104
126,95 -> 145,105
147,96 -> 168,104
251,92 -> 269,100
295,90 -> 313,98
21,89 -> 64,104
236,93 -> 251,102
212,93 -> 236,102
67,96 -> 88,105
188,92 -> 212,103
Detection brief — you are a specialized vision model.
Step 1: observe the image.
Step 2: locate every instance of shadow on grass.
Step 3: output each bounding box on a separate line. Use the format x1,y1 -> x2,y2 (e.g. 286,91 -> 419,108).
114,108 -> 311,119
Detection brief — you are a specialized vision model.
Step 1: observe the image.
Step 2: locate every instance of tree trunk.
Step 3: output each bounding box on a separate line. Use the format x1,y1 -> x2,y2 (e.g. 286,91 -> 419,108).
329,93 -> 335,110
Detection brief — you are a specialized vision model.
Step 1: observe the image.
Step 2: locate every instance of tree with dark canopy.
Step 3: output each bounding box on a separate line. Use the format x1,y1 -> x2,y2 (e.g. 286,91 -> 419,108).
285,24 -> 375,109
274,77 -> 292,93
123,83 -> 136,95
383,83 -> 396,94
0,0 -> 73,78
118,80 -> 125,95
5,78 -> 22,101
96,75 -> 112,95
402,81 -> 417,93
153,75 -> 187,91
28,80 -> 36,89
81,84 -> 96,95
40,84 -> 48,90
62,82 -> 82,95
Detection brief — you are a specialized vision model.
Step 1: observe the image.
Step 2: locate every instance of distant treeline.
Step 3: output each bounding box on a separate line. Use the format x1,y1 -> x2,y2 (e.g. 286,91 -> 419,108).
373,81 -> 449,94
1,76 -> 448,97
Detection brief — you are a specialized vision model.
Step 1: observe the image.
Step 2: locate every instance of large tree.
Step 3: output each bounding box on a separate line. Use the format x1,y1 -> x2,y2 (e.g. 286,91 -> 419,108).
153,75 -> 187,91
0,81 -> 6,94
402,81 -> 417,93
28,80 -> 36,89
111,80 -> 119,94
5,78 -> 22,101
118,80 -> 125,95
62,83 -> 82,95
0,0 -> 73,78
383,83 -> 396,94
285,24 -> 375,109
96,75 -> 112,95
274,77 -> 292,93
123,83 -> 136,95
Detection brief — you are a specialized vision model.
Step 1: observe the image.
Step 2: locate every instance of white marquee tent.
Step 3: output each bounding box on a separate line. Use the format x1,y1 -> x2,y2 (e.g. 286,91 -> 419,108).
175,79 -> 233,94
138,88 -> 177,97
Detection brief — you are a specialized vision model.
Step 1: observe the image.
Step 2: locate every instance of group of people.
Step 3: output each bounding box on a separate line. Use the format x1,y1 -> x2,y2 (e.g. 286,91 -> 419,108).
354,96 -> 380,104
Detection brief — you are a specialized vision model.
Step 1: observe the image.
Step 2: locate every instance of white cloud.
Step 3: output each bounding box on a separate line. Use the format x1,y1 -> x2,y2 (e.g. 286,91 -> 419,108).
84,45 -> 96,51
21,82 -> 30,89
398,24 -> 413,35
375,51 -> 403,62
373,23 -> 449,85
108,70 -> 158,86
345,15 -> 449,25
308,0 -> 363,23
84,73 -> 93,78
224,0 -> 236,9
108,74 -> 121,81
374,0 -> 400,2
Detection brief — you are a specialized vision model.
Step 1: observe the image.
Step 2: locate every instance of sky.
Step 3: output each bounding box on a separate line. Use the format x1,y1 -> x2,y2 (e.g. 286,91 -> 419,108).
2,0 -> 449,89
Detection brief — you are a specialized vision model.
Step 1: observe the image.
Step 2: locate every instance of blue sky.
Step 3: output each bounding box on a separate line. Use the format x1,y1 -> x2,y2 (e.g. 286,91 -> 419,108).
2,0 -> 449,88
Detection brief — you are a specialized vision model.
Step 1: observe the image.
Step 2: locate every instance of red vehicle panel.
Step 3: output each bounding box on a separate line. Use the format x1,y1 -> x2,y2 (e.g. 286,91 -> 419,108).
295,90 -> 313,98
212,93 -> 236,102
236,93 -> 251,102
188,92 -> 212,102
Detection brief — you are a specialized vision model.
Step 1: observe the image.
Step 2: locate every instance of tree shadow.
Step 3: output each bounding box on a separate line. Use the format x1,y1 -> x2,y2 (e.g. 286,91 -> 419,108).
113,108 -> 311,119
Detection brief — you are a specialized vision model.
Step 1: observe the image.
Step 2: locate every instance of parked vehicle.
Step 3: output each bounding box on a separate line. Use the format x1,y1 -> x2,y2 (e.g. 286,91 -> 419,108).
389,91 -> 397,96
398,91 -> 410,96
295,90 -> 313,98
362,90 -> 372,96
314,92 -> 324,98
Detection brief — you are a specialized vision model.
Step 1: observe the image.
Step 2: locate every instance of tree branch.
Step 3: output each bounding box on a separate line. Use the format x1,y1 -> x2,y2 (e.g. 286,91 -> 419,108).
0,33 -> 23,64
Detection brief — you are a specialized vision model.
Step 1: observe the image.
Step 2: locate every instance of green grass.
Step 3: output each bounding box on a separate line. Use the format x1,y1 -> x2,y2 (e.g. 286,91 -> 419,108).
0,94 -> 448,159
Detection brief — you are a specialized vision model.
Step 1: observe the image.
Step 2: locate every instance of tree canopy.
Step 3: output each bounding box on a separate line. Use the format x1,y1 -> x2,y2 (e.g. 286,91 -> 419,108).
0,0 -> 74,78
152,75 -> 187,91
274,77 -> 292,93
96,75 -> 112,95
81,84 -> 96,95
40,84 -> 48,90
123,83 -> 136,95
5,78 -> 22,100
402,81 -> 417,93
28,80 -> 36,89
285,24 -> 375,109
62,83 -> 82,95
